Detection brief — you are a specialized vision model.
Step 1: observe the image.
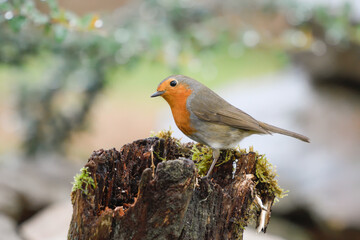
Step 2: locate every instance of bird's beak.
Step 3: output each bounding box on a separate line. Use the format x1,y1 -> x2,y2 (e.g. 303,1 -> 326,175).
151,90 -> 165,98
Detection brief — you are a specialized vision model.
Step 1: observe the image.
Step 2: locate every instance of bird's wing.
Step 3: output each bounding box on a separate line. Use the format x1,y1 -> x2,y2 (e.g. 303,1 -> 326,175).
189,89 -> 270,134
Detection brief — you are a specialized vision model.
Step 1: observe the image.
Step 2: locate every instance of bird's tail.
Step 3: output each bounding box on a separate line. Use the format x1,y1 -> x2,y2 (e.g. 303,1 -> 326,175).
259,122 -> 310,143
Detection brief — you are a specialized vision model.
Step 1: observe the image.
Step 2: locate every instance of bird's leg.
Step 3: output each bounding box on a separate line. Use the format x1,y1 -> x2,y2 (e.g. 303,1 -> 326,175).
150,145 -> 155,178
206,149 -> 220,178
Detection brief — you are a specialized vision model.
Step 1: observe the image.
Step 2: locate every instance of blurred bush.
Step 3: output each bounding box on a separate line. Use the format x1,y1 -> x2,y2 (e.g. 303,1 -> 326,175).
0,0 -> 213,155
279,1 -> 360,85
1,0 -> 358,156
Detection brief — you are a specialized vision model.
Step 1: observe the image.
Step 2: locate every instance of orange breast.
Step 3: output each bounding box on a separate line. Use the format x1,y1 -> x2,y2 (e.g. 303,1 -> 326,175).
163,85 -> 196,136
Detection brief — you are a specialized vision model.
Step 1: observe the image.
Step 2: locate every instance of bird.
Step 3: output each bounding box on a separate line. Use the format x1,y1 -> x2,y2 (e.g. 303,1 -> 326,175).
151,75 -> 309,177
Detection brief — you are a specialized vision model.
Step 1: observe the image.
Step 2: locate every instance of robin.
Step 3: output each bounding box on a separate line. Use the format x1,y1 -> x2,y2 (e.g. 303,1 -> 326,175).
151,75 -> 309,177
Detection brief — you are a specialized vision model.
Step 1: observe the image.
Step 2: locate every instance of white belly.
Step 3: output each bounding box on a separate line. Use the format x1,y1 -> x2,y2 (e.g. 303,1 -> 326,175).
189,120 -> 252,149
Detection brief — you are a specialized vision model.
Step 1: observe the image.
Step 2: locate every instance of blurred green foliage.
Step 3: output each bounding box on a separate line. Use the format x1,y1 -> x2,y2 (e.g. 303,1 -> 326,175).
0,0 -> 214,155
279,1 -> 359,46
0,0 -> 115,155
0,0 -> 285,156
1,0 -> 357,156
312,4 -> 352,44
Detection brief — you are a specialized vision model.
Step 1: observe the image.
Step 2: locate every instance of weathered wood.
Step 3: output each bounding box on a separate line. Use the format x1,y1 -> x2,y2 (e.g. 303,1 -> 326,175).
68,136 -> 273,240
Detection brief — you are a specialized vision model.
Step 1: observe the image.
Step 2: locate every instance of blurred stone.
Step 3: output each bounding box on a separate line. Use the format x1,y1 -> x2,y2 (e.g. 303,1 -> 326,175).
0,184 -> 24,221
20,200 -> 72,240
0,213 -> 22,240
264,216 -> 312,240
292,34 -> 360,87
0,154 -> 80,217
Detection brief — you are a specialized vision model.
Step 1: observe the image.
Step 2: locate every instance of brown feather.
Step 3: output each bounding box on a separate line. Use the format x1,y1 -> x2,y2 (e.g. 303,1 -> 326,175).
189,85 -> 309,142
258,122 -> 310,142
189,88 -> 270,134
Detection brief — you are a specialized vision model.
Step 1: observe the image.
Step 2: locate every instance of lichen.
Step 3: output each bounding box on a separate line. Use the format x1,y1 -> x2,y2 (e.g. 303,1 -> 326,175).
72,167 -> 96,195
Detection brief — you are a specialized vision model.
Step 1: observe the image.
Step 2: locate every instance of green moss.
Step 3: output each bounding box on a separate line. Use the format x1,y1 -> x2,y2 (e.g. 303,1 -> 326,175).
255,154 -> 288,201
221,150 -> 235,165
150,128 -> 185,161
150,131 -> 286,202
151,128 -> 183,147
191,144 -> 213,176
234,196 -> 259,239
72,167 -> 96,195
150,128 -> 174,140
191,144 -> 238,176
153,151 -> 167,161
234,217 -> 246,238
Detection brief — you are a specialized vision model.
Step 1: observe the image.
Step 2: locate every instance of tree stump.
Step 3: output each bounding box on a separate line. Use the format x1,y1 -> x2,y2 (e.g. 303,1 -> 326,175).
68,136 -> 277,240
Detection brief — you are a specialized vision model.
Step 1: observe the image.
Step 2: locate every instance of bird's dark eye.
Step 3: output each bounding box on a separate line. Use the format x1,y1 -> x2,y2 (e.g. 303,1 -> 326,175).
170,80 -> 177,87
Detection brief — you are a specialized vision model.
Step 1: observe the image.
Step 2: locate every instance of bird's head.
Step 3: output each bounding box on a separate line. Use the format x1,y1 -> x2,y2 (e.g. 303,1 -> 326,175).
151,75 -> 196,104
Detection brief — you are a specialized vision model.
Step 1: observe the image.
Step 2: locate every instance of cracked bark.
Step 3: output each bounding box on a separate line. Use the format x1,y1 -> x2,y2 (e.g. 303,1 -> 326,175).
68,137 -> 272,240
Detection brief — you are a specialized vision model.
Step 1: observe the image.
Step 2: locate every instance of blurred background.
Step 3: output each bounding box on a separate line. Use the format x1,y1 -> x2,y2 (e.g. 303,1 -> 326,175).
1,0 -> 360,239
